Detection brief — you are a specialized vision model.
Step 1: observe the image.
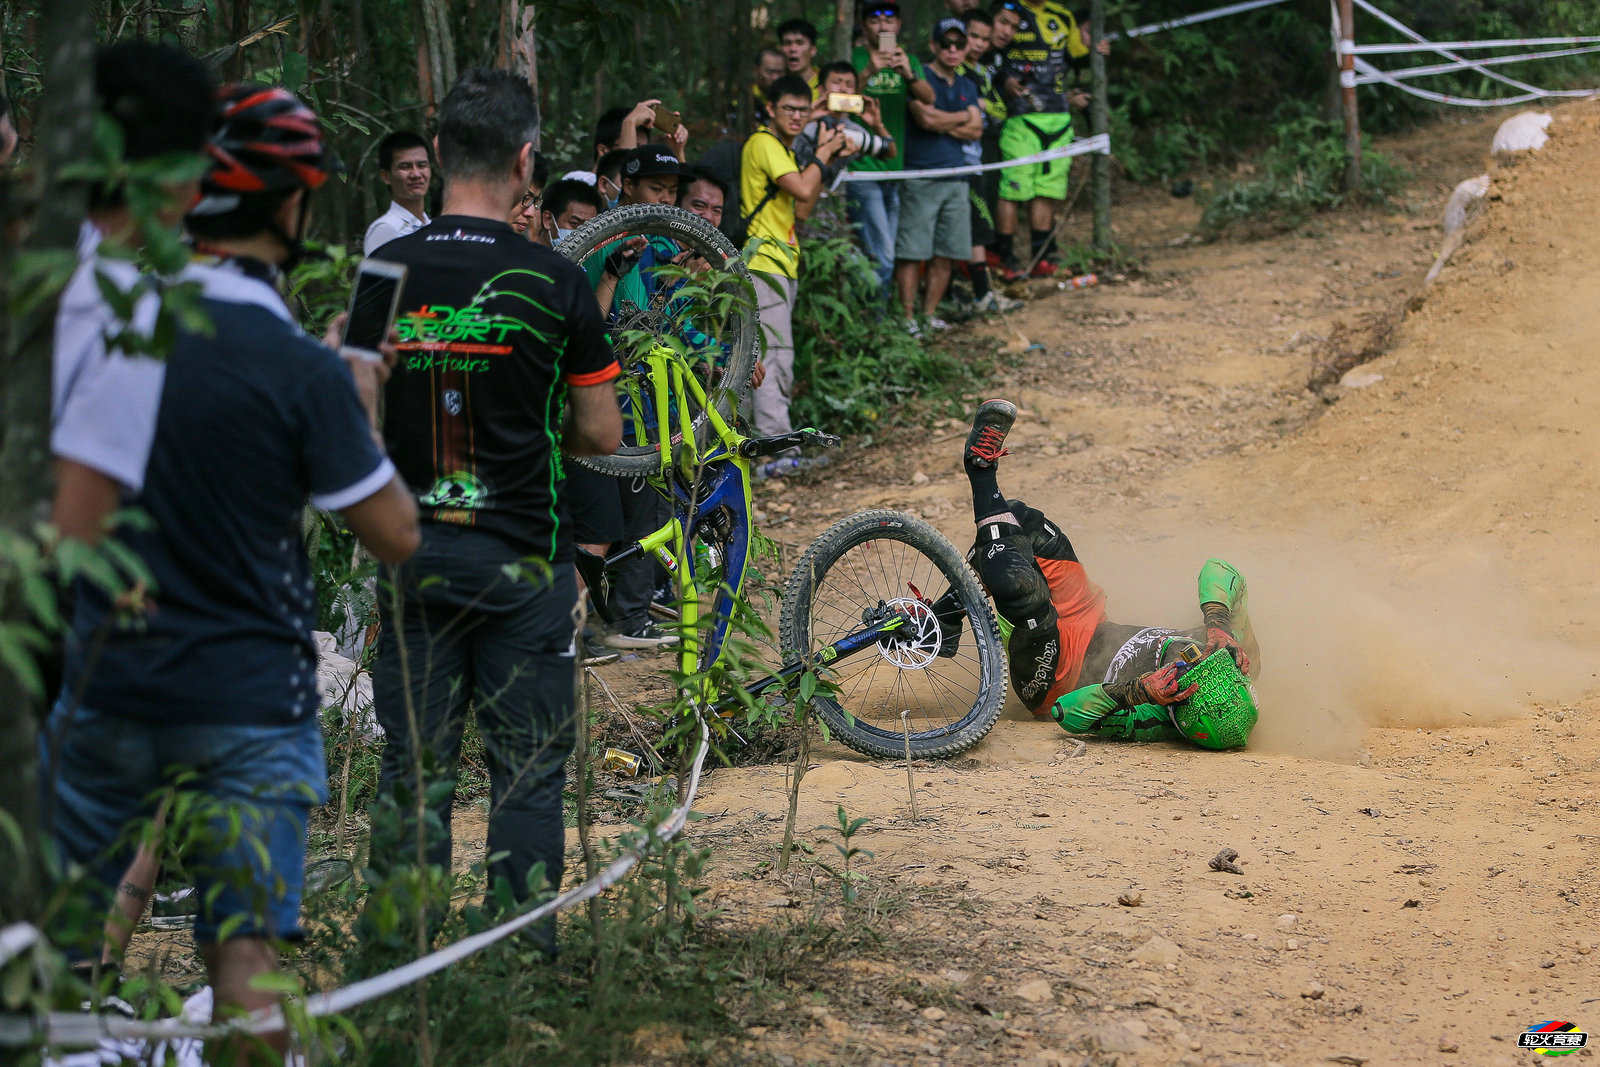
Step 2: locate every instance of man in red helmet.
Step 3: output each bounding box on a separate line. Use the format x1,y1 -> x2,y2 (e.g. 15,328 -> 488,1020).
41,80 -> 420,1056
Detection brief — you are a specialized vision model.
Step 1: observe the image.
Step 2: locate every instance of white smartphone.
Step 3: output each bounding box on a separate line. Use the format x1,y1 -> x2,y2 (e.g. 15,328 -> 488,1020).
341,259 -> 408,362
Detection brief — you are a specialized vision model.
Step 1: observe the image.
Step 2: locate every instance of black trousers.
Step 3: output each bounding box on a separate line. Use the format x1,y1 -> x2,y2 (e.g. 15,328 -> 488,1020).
972,499 -> 1077,712
369,524 -> 578,939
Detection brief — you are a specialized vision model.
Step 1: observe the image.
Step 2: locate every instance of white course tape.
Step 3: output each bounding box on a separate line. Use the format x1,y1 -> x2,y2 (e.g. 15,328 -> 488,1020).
4,712 -> 714,1051
1351,0 -> 1600,101
838,133 -> 1109,183
1352,42 -> 1600,85
1353,55 -> 1600,106
1350,35 -> 1600,54
1112,0 -> 1290,41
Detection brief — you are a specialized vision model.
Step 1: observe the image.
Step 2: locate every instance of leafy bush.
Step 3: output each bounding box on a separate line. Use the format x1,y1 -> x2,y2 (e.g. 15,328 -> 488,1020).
1198,106 -> 1411,234
789,203 -> 978,434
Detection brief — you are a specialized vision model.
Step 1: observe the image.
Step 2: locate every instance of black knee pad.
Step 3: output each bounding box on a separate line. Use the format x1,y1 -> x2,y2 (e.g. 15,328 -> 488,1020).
974,529 -> 1054,630
1007,499 -> 1077,562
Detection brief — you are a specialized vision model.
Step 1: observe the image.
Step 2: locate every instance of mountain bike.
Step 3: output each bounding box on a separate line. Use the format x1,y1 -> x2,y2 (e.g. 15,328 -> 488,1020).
558,204 -> 1006,759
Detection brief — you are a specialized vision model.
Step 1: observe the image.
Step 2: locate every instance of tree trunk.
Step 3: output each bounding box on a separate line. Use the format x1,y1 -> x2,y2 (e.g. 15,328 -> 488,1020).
830,0 -> 853,63
227,0 -> 250,82
0,0 -> 95,936
1089,0 -> 1111,250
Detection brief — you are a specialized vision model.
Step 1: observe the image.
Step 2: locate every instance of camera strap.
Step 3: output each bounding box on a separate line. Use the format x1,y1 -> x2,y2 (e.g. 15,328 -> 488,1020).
739,129 -> 788,233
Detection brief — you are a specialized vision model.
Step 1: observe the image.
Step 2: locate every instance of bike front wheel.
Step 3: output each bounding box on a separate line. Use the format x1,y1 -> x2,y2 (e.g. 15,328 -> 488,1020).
556,203 -> 760,478
779,510 -> 1006,760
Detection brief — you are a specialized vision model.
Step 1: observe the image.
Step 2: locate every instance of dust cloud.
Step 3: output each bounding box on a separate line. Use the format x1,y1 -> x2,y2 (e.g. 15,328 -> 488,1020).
1067,526 -> 1599,761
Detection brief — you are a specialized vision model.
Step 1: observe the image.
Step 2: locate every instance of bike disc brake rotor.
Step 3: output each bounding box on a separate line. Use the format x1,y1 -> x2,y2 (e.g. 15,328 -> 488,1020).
875,597 -> 942,669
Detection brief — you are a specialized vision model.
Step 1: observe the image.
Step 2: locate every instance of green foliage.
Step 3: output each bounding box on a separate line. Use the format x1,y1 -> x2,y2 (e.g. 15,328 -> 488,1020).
790,204 -> 978,434
1198,106 -> 1412,234
814,805 -> 874,906
288,240 -> 363,335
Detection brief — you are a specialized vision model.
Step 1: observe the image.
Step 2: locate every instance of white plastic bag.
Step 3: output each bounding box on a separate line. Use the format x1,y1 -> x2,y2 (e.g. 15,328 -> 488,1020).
1491,111 -> 1552,154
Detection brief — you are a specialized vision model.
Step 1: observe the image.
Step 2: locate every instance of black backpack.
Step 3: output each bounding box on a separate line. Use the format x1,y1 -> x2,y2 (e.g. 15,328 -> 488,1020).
694,133 -> 782,249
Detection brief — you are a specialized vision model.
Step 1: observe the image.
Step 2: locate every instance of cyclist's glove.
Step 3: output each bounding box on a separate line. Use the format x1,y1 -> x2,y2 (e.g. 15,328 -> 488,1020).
603,242 -> 643,278
1201,602 -> 1249,673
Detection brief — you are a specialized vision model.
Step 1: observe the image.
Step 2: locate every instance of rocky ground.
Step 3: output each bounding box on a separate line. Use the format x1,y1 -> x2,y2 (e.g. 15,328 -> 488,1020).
626,104 -> 1600,1066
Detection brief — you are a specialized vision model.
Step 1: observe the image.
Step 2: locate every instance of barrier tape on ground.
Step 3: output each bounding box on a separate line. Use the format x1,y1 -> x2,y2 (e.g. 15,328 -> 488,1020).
1351,0 -> 1600,103
1,712 -> 713,1052
1111,0 -> 1289,41
836,133 -> 1109,184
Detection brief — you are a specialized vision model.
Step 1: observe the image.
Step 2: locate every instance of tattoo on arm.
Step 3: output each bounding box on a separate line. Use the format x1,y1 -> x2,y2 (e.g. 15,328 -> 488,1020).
118,880 -> 151,898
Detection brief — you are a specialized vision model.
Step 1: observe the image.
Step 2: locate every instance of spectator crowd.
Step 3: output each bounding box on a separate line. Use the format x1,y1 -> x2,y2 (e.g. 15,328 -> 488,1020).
16,0 -> 1108,1055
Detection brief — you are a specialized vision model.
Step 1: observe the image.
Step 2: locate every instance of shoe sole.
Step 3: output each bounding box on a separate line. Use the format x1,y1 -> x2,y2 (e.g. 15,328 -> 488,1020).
602,636 -> 681,650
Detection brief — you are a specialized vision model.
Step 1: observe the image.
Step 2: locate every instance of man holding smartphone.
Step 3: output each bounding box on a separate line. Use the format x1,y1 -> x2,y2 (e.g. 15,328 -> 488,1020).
365,69 -> 623,956
45,84 -> 419,1060
849,0 -> 935,292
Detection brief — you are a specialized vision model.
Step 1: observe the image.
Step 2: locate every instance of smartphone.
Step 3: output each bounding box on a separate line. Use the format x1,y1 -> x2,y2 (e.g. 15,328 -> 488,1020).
650,104 -> 681,135
341,259 -> 408,362
827,92 -> 865,114
877,30 -> 896,53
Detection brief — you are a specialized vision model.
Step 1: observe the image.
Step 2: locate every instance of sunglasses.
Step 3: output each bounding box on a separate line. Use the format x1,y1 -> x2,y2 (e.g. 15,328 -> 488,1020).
865,6 -> 898,15
937,37 -> 967,49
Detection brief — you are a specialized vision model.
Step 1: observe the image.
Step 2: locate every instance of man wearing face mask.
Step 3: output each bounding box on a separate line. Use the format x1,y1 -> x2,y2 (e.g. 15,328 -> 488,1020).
534,177 -> 606,246
595,150 -> 629,211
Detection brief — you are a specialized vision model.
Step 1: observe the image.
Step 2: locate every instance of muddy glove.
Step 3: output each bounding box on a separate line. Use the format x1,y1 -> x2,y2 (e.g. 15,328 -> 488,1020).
1104,661 -> 1199,710
1202,602 -> 1249,674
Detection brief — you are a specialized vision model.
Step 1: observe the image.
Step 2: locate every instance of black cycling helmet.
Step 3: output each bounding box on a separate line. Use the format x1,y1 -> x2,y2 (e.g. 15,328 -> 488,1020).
191,84 -> 342,218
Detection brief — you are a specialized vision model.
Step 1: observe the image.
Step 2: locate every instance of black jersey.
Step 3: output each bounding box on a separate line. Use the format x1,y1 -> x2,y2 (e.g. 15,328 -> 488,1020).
376,215 -> 619,561
1002,0 -> 1090,116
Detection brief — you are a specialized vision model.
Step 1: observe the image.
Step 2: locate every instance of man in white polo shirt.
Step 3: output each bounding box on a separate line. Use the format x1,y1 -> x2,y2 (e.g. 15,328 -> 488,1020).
362,130 -> 432,254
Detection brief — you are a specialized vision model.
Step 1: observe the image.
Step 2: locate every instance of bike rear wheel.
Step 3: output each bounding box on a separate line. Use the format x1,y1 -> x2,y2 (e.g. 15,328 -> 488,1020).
556,204 -> 760,478
779,510 -> 1006,760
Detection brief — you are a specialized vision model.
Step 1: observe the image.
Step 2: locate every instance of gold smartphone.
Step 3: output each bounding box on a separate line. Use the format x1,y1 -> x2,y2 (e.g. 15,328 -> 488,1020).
827,92 -> 865,113
878,30 -> 896,53
650,104 -> 681,135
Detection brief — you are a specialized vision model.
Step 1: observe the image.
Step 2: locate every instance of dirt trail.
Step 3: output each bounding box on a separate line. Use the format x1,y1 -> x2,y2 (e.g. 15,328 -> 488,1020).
672,106 -> 1600,1066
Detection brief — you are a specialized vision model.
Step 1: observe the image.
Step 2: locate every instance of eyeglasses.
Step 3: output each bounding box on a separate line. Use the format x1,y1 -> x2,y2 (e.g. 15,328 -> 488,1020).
776,104 -> 812,117
520,191 -> 541,208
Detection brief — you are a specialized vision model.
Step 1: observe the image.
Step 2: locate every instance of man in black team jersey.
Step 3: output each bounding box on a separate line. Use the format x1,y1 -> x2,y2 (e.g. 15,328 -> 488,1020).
367,68 -> 622,953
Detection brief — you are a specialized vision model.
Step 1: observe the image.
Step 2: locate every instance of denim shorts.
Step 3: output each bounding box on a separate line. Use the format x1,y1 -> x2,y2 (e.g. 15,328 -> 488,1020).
40,705 -> 328,945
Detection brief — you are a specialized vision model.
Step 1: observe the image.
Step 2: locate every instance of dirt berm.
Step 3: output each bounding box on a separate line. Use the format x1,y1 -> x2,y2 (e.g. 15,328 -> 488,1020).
677,105 -> 1600,1066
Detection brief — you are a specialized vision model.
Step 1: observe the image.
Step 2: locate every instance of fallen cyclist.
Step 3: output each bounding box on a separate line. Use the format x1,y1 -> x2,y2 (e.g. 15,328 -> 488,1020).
935,398 -> 1261,748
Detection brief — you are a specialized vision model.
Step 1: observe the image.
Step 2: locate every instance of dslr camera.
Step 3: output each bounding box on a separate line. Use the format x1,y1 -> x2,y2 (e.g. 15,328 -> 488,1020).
795,114 -> 892,183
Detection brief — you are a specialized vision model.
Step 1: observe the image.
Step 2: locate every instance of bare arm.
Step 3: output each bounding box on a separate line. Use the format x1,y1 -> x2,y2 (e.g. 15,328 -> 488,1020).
340,476 -> 420,564
564,381 -> 623,456
908,75 -> 935,105
908,99 -> 970,134
52,459 -> 122,546
950,105 -> 984,142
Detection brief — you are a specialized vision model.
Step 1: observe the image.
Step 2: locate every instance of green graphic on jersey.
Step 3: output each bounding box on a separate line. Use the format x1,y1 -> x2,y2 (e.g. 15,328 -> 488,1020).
420,470 -> 489,510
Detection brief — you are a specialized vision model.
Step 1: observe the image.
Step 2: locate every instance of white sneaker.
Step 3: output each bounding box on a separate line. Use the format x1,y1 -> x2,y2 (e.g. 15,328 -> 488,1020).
975,290 -> 1024,314
604,620 -> 680,649
927,316 -> 952,332
905,318 -> 923,339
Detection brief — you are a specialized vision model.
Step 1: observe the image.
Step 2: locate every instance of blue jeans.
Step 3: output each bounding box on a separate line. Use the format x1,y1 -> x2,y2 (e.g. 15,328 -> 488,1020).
40,706 -> 326,947
846,181 -> 900,290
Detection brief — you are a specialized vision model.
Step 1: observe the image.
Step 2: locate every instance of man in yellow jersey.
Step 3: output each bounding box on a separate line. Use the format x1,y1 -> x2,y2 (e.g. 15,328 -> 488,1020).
740,74 -> 844,439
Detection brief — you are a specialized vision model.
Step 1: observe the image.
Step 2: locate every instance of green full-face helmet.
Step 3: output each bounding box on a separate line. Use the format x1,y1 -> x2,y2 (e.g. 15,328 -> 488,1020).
1169,649 -> 1258,750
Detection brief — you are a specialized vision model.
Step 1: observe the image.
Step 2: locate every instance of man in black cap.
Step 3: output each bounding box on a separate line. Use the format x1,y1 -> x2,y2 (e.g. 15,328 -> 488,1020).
618,143 -> 687,207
